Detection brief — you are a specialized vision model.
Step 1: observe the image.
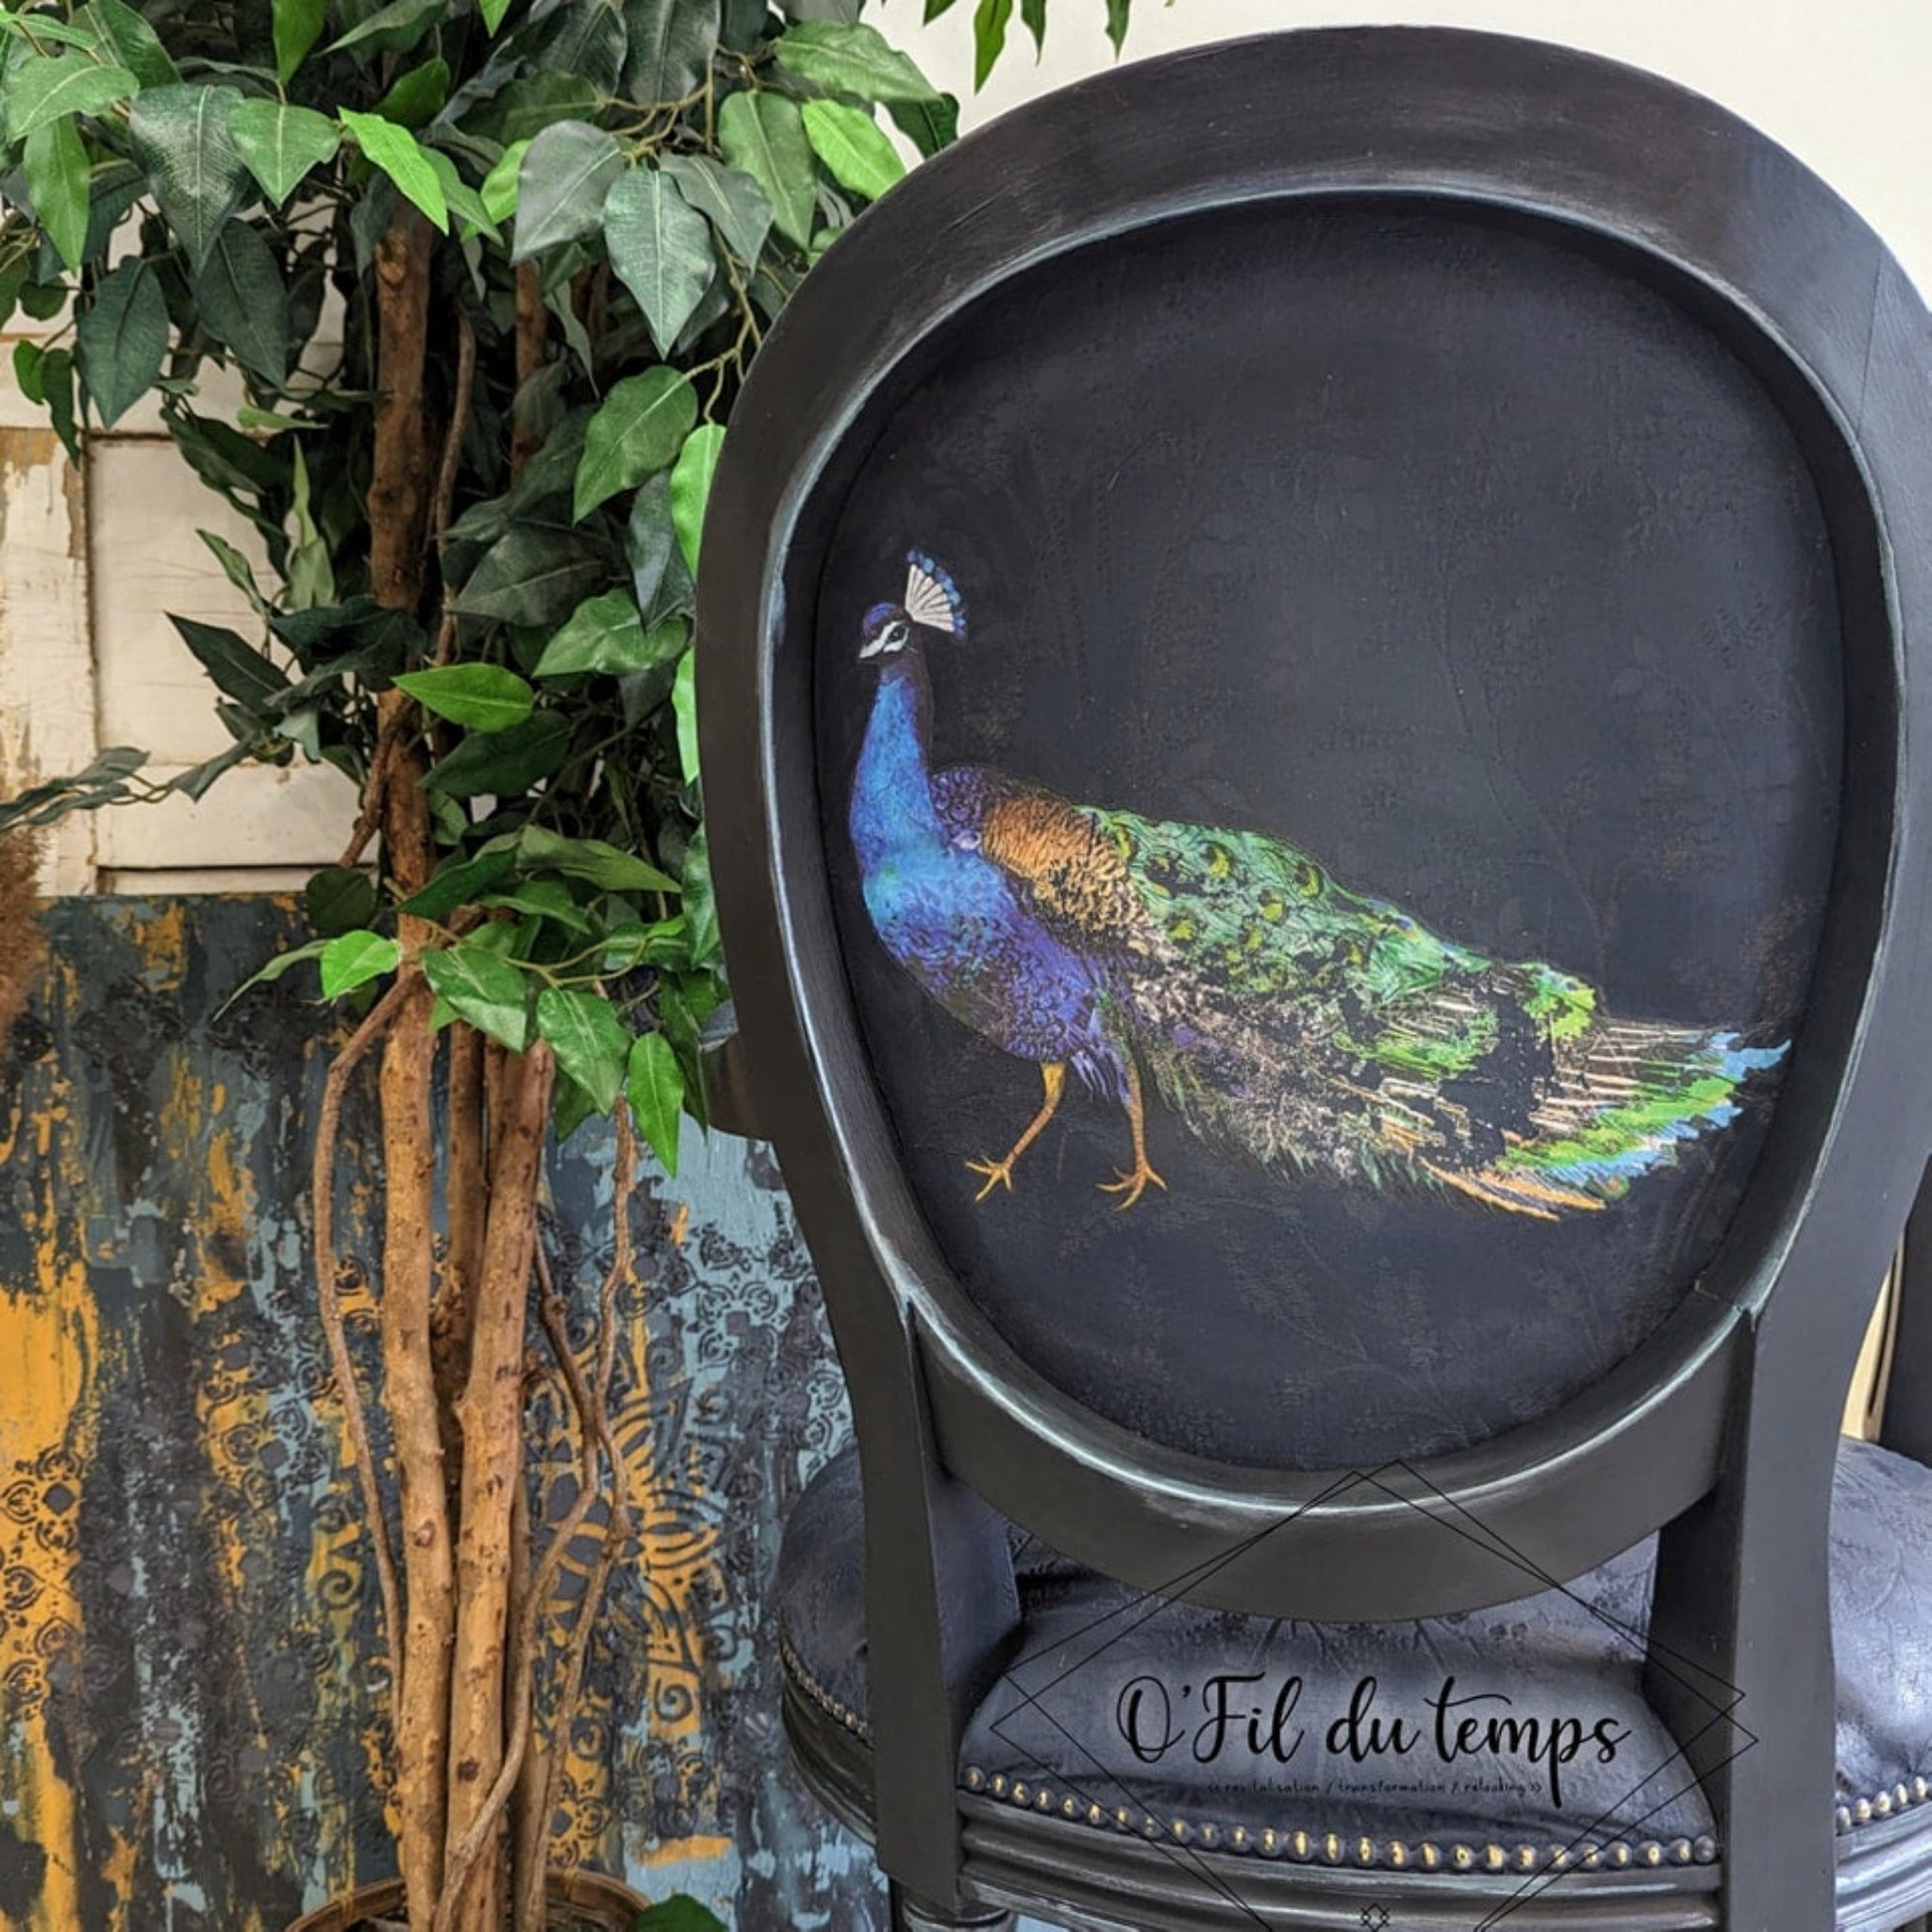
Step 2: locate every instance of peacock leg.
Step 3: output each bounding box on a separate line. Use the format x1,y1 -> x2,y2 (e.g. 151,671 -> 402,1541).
1099,1058 -> 1167,1210
967,1062 -> 1066,1201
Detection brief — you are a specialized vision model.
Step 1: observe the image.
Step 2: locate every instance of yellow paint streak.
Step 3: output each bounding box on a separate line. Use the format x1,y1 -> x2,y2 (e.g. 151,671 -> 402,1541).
0,948 -> 97,1931
636,1834 -> 732,1869
129,892 -> 369,1916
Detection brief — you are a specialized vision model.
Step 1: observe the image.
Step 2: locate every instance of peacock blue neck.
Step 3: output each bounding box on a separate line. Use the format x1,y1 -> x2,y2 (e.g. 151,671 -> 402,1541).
850,650 -> 943,870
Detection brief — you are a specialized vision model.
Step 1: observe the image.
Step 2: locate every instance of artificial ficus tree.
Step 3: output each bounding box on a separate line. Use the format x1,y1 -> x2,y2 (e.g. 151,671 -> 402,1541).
0,0 -> 1140,1925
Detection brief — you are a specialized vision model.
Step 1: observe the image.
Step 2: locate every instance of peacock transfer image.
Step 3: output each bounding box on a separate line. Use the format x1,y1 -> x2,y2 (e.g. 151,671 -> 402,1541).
813,199 -> 1841,1471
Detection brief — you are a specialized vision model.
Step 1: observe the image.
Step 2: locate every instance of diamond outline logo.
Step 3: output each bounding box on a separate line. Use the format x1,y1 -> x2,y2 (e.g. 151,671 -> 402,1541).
976,1457 -> 1753,1932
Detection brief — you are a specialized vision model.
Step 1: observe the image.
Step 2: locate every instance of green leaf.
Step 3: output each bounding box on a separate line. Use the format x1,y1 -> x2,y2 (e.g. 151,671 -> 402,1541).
193,221 -> 290,381
423,712 -> 571,795
393,663 -> 536,731
658,154 -> 770,271
321,928 -> 400,999
1020,0 -> 1044,52
626,1029 -> 684,1176
0,13 -> 98,50
329,0 -> 443,56
81,0 -> 176,87
682,823 -> 719,962
551,1069 -> 599,1143
483,73 -> 600,145
213,937 -> 329,1015
573,367 -> 696,522
672,647 -> 698,782
454,525 -> 608,627
395,846 -> 518,920
423,150 -> 499,242
717,91 -> 813,250
517,825 -> 678,892
511,120 -> 625,262
24,116 -> 90,271
972,0 -> 1011,90
625,475 -> 677,613
198,530 -> 268,614
536,591 -> 686,678
623,0 -> 719,104
632,1899 -> 728,1932
130,85 -> 249,273
536,986 -> 631,1115
542,0 -> 625,92
0,257 -> 31,332
480,0 -> 516,29
12,342 -> 46,409
170,615 -> 290,715
305,864 -> 377,937
229,100 -> 340,207
273,0 -> 326,80
478,877 -> 591,933
421,941 -> 531,1051
773,21 -> 941,102
885,91 -> 958,159
9,54 -> 138,137
669,422 -> 724,575
479,138 -> 530,224
601,166 -> 714,358
633,1894 -> 728,1932
75,258 -> 167,427
922,0 -> 963,17
1105,0 -> 1130,54
339,109 -> 447,232
16,281 -> 68,322
801,99 -> 904,202
0,744 -> 146,836
375,55 -> 449,129
39,345 -> 78,459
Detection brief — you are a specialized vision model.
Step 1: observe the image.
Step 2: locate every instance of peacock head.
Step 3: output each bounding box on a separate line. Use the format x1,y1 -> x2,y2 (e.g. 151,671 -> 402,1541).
858,551 -> 967,662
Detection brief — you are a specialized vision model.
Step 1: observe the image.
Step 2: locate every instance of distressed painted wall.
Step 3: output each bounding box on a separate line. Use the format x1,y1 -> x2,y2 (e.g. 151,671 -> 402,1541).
0,894 -> 882,1930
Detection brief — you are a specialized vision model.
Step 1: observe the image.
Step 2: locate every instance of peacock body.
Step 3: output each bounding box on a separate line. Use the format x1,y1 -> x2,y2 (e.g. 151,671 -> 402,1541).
848,554 -> 1786,1216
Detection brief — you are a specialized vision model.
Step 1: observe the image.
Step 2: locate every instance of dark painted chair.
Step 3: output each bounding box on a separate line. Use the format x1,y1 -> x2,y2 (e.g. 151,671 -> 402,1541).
697,28 -> 1932,1931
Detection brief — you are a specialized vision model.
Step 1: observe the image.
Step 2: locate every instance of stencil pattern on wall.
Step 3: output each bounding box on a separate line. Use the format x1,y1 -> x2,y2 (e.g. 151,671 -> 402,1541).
0,896 -> 878,1930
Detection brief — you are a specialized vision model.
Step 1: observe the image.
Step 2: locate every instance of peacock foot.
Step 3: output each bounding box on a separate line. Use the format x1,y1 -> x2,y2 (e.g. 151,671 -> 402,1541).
1099,1160 -> 1168,1211
967,1155 -> 1020,1202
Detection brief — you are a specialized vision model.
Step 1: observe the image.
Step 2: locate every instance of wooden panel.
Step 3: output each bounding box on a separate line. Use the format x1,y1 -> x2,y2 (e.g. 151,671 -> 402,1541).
89,436 -> 280,764
0,413 -> 94,895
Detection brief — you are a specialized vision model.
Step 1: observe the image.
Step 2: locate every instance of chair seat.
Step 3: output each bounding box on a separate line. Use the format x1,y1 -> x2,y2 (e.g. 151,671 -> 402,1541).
777,1437 -> 1932,1901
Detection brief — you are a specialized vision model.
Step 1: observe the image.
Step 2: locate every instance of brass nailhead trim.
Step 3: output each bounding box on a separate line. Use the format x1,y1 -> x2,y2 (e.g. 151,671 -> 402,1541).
783,1627 -> 1932,1874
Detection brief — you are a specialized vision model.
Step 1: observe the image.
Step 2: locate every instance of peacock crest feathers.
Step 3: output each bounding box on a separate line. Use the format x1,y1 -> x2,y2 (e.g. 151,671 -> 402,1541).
905,550 -> 967,635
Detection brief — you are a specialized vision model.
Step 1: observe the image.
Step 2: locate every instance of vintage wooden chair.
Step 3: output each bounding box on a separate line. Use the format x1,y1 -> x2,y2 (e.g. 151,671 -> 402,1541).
697,28 -> 1932,1931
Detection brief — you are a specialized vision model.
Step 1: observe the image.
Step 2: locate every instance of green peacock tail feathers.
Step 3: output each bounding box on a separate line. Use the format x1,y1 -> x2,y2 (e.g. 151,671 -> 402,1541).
1095,805 -> 1787,1221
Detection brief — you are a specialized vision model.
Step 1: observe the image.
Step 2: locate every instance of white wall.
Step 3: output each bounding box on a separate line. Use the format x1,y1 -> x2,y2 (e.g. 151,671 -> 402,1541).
883,0 -> 1932,296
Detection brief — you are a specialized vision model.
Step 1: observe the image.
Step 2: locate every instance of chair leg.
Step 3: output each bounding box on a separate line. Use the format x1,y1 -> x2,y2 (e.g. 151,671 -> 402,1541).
888,1880 -> 1016,1931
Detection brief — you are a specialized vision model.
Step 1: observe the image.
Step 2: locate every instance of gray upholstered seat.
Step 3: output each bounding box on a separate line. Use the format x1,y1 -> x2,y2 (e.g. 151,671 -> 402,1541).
778,1436 -> 1932,1894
